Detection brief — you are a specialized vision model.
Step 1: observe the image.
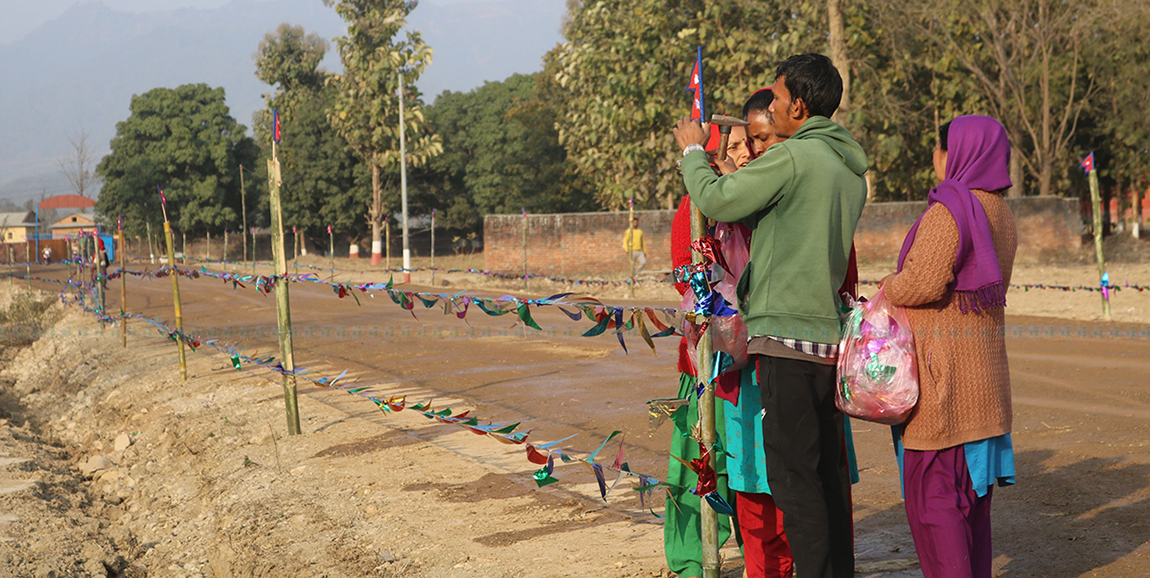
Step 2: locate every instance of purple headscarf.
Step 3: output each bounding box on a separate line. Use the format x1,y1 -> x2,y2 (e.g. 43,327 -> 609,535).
897,115 -> 1012,313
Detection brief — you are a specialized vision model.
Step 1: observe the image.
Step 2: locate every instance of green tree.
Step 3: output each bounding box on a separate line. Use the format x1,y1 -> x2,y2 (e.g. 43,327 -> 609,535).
424,73 -> 594,230
254,23 -> 364,247
95,83 -> 256,236
325,0 -> 442,263
552,0 -> 828,210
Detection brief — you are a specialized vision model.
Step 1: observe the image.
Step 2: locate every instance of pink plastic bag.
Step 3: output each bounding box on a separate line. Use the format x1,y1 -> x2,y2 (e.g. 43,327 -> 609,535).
836,288 -> 919,425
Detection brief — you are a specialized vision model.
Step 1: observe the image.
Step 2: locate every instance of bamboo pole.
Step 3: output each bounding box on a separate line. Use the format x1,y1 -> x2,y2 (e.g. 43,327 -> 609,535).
691,200 -> 720,578
95,231 -> 106,314
268,154 -> 302,436
628,196 -> 636,298
240,164 -> 248,263
328,225 -> 334,280
206,230 -> 211,261
162,218 -> 187,381
147,222 -> 155,264
24,242 -> 31,290
293,226 -> 299,276
521,209 -> 528,291
181,231 -> 187,265
385,219 -> 391,271
118,225 -> 127,347
1087,164 -> 1111,320
430,210 -> 436,285
251,227 -> 257,276
224,229 -> 228,265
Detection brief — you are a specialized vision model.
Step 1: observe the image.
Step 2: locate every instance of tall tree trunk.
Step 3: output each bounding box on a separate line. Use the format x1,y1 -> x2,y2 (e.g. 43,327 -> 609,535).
827,0 -> 851,126
1008,131 -> 1025,197
1039,156 -> 1053,198
370,154 -> 383,265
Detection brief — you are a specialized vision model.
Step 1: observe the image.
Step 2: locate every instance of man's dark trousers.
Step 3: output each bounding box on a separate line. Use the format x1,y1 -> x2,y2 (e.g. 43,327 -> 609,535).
758,355 -> 854,578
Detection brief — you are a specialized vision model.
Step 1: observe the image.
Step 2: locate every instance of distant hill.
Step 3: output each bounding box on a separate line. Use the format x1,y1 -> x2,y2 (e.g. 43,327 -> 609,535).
0,0 -> 565,203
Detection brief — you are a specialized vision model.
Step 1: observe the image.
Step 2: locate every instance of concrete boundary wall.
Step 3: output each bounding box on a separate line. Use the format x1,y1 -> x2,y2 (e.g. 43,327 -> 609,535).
484,196 -> 1083,276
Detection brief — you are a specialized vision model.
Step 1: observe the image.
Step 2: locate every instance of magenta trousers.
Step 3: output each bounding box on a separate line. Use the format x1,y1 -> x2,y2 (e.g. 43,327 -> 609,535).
902,445 -> 993,578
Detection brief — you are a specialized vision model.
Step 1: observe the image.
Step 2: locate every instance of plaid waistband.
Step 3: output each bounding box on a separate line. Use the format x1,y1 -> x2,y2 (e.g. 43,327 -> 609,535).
765,336 -> 838,359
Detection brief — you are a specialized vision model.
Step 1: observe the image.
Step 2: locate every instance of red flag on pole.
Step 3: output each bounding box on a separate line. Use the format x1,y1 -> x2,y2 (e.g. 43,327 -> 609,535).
1080,151 -> 1095,173
273,109 -> 281,143
685,46 -> 705,121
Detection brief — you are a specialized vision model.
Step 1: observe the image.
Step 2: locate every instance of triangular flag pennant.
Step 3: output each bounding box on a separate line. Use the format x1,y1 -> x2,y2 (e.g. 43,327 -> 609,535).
685,46 -> 705,121
1080,151 -> 1094,173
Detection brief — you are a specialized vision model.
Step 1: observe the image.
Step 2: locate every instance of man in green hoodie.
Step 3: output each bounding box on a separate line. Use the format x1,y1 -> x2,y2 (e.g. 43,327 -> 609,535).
673,53 -> 866,578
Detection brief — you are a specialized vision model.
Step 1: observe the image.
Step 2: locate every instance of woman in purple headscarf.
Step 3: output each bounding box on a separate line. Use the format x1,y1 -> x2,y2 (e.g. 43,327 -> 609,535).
880,115 -> 1018,578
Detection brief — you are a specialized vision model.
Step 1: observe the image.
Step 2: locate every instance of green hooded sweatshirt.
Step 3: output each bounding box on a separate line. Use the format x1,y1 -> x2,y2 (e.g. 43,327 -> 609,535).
683,116 -> 868,344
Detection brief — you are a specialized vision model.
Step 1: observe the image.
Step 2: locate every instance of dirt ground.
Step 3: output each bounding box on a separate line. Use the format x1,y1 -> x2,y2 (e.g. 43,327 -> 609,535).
0,252 -> 1148,577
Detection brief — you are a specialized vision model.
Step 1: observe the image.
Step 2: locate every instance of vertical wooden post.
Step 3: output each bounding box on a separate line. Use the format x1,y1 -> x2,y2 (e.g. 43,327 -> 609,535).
521,209 -> 528,291
224,229 -> 228,264
119,225 -> 127,347
24,242 -> 31,290
293,226 -> 299,276
628,196 -> 636,298
430,210 -> 436,285
385,219 -> 391,271
328,225 -> 334,281
267,155 -> 302,436
691,201 -> 720,578
251,227 -> 257,276
146,222 -> 155,264
163,220 -> 187,381
240,164 -> 248,263
181,231 -> 187,265
398,70 -> 412,285
95,231 -> 106,313
1088,165 -> 1111,320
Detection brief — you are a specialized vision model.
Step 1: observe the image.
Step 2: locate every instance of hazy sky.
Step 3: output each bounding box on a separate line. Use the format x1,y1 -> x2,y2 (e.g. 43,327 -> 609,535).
0,0 -> 512,47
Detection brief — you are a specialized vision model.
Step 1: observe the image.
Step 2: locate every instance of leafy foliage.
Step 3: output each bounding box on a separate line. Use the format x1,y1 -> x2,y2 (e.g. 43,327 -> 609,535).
95,84 -> 256,236
253,23 -> 364,242
325,0 -> 443,249
423,73 -> 595,230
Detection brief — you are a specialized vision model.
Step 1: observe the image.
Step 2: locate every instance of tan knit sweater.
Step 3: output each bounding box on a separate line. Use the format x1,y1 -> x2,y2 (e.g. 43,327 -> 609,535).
882,190 -> 1017,451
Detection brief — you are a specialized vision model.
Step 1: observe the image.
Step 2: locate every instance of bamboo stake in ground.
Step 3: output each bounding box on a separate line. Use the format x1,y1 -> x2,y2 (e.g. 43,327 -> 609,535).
25,242 -> 31,290
94,230 -> 106,314
430,210 -> 436,285
251,227 -> 257,276
240,164 -> 248,263
223,229 -> 228,265
206,230 -> 211,261
328,225 -> 334,280
146,222 -> 155,264
521,209 -> 528,291
158,189 -> 188,381
690,200 -> 720,578
1086,159 -> 1112,320
385,219 -> 391,271
118,223 -> 127,347
268,153 -> 302,436
628,196 -> 636,298
181,231 -> 187,265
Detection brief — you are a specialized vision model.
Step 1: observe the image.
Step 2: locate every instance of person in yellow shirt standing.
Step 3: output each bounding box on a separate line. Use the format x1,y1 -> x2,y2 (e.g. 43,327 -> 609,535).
622,217 -> 648,273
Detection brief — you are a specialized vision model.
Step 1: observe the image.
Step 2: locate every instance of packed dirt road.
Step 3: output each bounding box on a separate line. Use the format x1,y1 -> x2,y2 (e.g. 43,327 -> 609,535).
0,260 -> 1147,577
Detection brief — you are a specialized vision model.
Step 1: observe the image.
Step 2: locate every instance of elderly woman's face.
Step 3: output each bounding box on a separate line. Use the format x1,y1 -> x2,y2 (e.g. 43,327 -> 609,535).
727,125 -> 752,169
933,144 -> 948,184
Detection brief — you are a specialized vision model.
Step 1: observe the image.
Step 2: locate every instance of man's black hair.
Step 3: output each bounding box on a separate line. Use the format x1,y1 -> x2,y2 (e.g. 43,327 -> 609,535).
938,120 -> 953,152
775,54 -> 843,119
742,89 -> 775,120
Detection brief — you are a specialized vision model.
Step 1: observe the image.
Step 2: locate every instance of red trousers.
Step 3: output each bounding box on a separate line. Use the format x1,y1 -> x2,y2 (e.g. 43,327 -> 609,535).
736,491 -> 794,578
